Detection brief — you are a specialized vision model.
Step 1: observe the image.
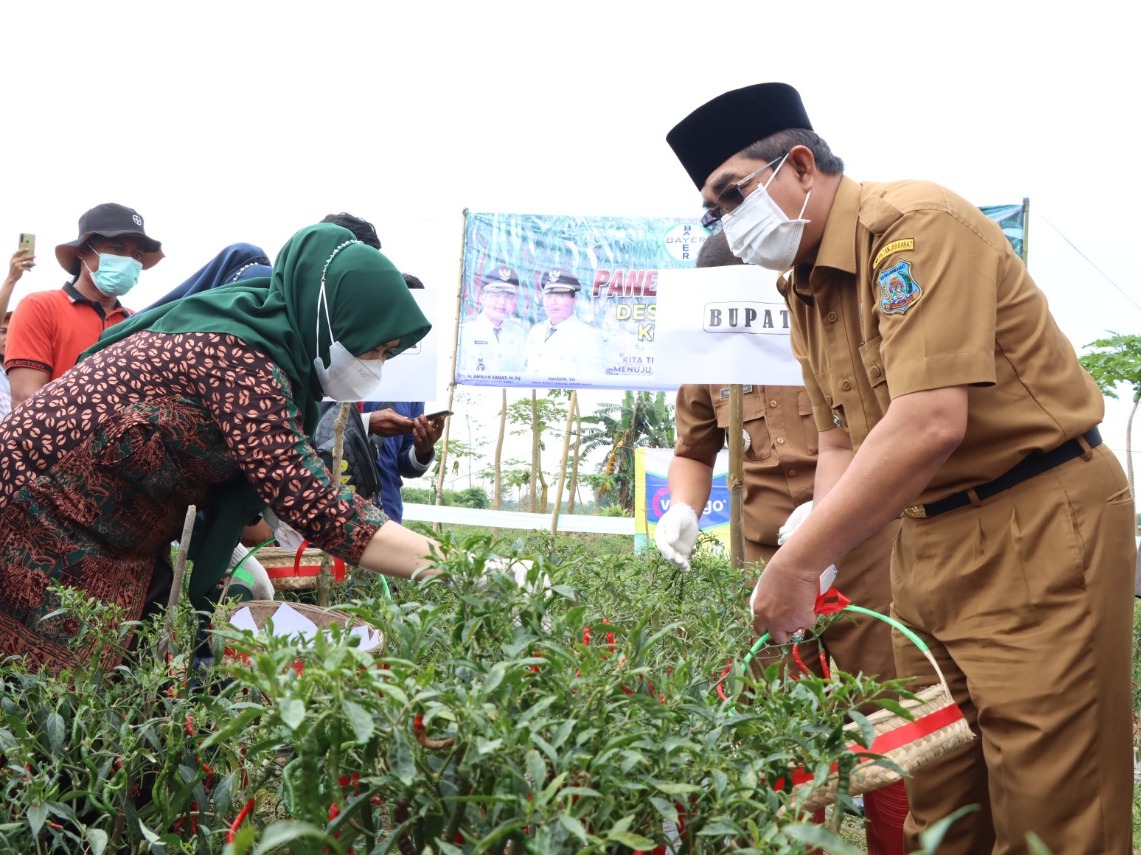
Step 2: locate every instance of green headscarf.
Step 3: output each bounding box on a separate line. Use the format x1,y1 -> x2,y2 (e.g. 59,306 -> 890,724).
88,222 -> 430,434
85,222 -> 432,608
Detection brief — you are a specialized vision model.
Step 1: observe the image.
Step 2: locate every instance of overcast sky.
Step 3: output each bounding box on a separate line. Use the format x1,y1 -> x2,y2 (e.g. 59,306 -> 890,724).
4,1 -> 1138,493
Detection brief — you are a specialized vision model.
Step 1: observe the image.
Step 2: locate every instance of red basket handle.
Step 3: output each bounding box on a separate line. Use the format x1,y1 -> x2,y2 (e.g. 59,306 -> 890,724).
296,539 -> 346,582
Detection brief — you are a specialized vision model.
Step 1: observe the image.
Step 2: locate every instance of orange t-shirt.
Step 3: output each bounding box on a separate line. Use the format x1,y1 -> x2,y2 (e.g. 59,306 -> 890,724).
4,285 -> 132,380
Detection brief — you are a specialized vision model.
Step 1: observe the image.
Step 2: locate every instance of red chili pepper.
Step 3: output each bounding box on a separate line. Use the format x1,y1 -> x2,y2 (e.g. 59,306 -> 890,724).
184,715 -> 195,736
227,798 -> 256,844
413,714 -> 454,749
716,660 -> 733,701
602,618 -> 616,653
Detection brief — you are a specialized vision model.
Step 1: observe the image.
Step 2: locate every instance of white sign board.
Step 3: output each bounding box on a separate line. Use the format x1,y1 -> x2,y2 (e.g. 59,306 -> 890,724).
653,266 -> 803,386
364,289 -> 441,401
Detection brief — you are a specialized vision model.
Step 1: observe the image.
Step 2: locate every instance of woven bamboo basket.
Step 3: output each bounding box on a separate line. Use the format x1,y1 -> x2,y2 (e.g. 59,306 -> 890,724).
788,636 -> 974,811
254,543 -> 347,592
743,604 -> 976,812
214,599 -> 384,660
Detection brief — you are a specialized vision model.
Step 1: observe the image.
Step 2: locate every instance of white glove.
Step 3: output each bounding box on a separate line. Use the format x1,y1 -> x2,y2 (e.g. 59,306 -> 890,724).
481,557 -> 552,595
229,544 -> 275,600
777,500 -> 813,547
654,503 -> 700,572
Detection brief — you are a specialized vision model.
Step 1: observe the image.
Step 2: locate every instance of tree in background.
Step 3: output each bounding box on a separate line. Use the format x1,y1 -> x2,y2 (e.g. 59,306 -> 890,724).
579,391 -> 675,512
1080,331 -> 1141,495
505,393 -> 568,512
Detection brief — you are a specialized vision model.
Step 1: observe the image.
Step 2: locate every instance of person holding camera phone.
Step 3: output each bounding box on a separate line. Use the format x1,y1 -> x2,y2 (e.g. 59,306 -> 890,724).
361,271 -> 446,525
0,238 -> 38,419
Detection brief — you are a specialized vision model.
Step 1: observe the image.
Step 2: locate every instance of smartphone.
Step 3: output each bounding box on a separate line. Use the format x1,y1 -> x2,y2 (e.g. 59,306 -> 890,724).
18,233 -> 35,256
425,409 -> 454,420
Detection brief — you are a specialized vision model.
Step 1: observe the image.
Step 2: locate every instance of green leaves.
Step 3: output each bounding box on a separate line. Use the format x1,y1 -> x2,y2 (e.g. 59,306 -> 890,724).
0,534 -> 909,854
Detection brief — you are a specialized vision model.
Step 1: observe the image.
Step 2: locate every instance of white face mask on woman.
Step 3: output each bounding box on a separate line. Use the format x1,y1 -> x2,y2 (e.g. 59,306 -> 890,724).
721,156 -> 811,272
311,239 -> 388,402
314,340 -> 386,402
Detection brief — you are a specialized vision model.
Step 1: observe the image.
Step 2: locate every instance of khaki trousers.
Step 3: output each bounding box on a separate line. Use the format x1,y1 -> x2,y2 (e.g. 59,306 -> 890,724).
891,445 -> 1135,854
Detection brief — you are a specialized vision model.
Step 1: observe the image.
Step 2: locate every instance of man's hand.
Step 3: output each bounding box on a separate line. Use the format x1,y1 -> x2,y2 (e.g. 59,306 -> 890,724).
748,551 -> 821,643
368,408 -> 415,437
654,502 -> 700,571
412,413 -> 445,462
777,501 -> 813,546
6,249 -> 35,285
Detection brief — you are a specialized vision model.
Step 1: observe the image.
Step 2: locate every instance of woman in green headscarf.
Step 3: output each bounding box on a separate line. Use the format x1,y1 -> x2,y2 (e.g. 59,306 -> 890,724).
0,223 -> 443,670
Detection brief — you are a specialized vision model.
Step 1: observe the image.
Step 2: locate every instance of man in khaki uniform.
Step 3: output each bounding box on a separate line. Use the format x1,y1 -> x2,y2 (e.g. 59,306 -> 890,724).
666,82 -> 1135,855
657,232 -> 909,854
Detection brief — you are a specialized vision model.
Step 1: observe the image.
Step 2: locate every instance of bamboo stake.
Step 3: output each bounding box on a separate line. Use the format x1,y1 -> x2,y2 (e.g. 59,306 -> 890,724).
316,404 -> 352,607
551,390 -> 578,533
568,396 -> 581,513
727,385 -> 746,570
492,389 -> 507,534
432,212 -> 469,531
530,391 -> 541,512
157,504 -> 197,662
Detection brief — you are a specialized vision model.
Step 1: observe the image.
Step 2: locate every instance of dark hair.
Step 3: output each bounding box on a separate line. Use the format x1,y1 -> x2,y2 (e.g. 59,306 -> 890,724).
320,212 -> 381,249
402,272 -> 425,290
696,231 -> 742,269
741,128 -> 844,175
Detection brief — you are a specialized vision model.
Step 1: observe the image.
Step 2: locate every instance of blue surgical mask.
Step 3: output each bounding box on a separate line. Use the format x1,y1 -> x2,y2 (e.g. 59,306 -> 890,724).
85,252 -> 142,297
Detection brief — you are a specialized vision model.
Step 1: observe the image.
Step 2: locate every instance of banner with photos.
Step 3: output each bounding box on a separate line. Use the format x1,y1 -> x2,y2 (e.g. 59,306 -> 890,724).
456,205 -> 1027,391
457,211 -> 707,390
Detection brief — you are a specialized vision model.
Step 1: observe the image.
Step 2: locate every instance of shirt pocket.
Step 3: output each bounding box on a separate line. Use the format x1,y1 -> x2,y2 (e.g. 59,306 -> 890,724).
858,335 -> 892,414
713,390 -> 771,461
797,389 -> 820,455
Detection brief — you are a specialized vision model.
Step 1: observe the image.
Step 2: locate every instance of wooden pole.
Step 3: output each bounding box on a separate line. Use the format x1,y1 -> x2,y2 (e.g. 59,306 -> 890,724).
551,390 -> 578,533
432,211 -> 469,531
492,388 -> 507,534
317,403 -> 351,607
157,504 -> 197,662
727,384 -> 746,570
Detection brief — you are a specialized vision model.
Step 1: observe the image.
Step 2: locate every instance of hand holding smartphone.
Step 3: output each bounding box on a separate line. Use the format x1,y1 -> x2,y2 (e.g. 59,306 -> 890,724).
18,233 -> 35,257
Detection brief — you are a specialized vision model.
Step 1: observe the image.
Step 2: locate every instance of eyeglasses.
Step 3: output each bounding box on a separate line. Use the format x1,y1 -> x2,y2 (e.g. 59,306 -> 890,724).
700,153 -> 787,232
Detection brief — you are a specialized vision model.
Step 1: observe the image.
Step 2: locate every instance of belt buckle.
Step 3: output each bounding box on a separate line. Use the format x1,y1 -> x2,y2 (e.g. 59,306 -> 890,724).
903,505 -> 927,519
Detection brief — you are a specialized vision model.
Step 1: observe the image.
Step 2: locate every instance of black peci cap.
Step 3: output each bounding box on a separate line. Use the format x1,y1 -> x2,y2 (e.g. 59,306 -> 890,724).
666,83 -> 812,190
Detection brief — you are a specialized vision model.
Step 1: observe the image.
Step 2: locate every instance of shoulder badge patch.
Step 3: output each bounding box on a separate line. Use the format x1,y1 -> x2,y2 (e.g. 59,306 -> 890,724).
873,238 -> 914,267
878,260 -> 923,315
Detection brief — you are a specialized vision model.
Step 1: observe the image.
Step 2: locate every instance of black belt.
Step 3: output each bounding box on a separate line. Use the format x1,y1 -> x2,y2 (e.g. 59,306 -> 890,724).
903,427 -> 1102,519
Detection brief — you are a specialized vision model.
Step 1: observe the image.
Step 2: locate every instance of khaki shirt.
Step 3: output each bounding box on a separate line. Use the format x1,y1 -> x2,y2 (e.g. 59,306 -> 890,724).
674,384 -> 815,548
784,176 -> 1103,503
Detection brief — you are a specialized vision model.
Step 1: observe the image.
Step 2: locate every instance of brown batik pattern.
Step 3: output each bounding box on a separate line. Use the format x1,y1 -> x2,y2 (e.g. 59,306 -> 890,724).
0,331 -> 385,669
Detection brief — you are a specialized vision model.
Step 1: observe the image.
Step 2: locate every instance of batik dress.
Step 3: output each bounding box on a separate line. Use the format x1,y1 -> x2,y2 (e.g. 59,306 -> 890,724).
0,331 -> 386,670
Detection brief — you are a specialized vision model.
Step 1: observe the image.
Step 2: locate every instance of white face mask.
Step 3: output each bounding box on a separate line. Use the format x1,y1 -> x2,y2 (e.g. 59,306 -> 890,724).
721,157 -> 811,272
314,340 -> 386,402
311,239 -> 388,401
